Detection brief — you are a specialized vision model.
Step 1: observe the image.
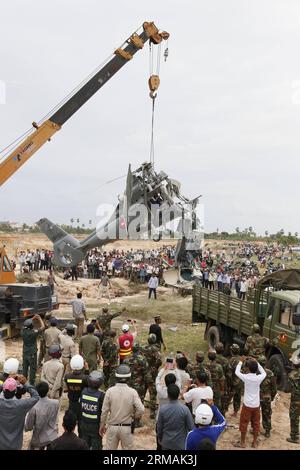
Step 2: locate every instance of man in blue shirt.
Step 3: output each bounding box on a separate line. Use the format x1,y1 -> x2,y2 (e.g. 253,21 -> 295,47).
157,384 -> 194,450
185,402 -> 226,450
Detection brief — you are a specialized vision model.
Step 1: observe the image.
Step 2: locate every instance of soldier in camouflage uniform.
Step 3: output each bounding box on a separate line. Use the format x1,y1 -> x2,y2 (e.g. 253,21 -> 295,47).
96,307 -> 125,341
227,343 -> 242,417
287,354 -> 300,443
38,331 -> 46,368
215,342 -> 229,416
244,324 -> 269,359
124,342 -> 152,426
142,334 -> 162,419
100,330 -> 119,389
187,351 -> 212,387
205,350 -> 225,410
258,355 -> 277,438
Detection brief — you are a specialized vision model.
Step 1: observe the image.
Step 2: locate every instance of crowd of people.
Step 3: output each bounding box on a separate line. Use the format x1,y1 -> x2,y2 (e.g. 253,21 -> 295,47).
194,242 -> 292,300
0,305 -> 300,452
18,249 -> 54,273
2,241 -> 297,451
15,242 -> 294,304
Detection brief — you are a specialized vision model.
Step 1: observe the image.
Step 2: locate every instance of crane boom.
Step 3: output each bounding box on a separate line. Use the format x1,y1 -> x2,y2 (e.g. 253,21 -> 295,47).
0,22 -> 169,187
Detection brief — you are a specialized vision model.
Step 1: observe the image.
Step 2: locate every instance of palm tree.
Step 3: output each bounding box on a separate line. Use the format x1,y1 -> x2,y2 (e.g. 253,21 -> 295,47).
265,230 -> 269,237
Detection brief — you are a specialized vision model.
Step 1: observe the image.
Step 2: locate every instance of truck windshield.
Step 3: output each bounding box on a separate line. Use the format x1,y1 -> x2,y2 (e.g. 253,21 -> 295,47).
279,301 -> 292,326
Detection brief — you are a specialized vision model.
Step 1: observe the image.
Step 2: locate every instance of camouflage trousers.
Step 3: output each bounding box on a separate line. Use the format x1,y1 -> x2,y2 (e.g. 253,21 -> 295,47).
103,365 -> 111,388
134,385 -> 146,403
289,400 -> 300,439
146,382 -> 157,414
220,391 -> 230,416
228,389 -> 242,413
213,392 -> 222,411
260,399 -> 272,432
131,385 -> 146,426
38,337 -> 46,367
107,367 -> 118,388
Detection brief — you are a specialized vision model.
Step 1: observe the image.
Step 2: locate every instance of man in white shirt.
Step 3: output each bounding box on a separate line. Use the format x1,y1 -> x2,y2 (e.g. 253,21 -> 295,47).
19,252 -> 26,273
148,273 -> 159,299
240,279 -> 248,300
182,371 -> 213,416
233,357 -> 266,448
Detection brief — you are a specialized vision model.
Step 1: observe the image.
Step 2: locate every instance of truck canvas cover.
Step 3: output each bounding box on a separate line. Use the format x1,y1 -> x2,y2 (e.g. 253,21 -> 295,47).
257,269 -> 300,290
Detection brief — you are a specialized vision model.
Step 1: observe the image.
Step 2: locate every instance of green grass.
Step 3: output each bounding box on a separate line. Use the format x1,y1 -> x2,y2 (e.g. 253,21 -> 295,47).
96,292 -> 208,360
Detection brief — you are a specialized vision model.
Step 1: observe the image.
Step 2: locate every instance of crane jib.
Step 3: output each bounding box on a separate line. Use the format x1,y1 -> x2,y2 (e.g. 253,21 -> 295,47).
50,31 -> 149,127
0,22 -> 169,188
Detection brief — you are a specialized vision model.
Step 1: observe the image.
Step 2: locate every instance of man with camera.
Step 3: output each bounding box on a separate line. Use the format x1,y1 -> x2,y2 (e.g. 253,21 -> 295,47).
182,371 -> 213,417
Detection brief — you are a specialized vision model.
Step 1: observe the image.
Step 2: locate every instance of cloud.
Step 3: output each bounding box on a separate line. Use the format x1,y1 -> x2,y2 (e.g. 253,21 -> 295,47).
1,0 -> 300,235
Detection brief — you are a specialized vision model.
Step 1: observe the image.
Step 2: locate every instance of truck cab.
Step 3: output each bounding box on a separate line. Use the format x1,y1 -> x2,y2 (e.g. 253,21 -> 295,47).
192,269 -> 300,392
0,246 -> 58,336
262,290 -> 300,390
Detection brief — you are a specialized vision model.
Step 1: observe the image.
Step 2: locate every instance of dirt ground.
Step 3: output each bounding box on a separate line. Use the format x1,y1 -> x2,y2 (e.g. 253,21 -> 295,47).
3,310 -> 298,451
1,233 -> 299,450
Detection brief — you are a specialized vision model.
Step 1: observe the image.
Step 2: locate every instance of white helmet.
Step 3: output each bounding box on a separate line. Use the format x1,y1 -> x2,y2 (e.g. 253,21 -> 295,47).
70,354 -> 84,371
122,324 -> 129,332
195,404 -> 214,425
3,358 -> 19,375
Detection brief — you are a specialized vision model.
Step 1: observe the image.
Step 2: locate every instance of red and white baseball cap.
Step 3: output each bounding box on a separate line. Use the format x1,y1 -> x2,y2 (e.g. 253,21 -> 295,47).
3,377 -> 17,392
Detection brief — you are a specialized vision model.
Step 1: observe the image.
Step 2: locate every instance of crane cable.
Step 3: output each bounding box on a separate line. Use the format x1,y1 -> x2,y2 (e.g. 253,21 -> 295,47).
149,42 -> 161,168
148,39 -> 168,168
149,94 -> 156,167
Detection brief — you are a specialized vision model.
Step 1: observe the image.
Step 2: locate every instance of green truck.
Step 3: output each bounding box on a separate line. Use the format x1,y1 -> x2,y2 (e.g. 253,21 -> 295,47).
192,269 -> 300,391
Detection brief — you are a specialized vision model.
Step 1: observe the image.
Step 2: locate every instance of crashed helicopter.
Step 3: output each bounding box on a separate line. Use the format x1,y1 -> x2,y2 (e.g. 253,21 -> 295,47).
37,162 -> 204,286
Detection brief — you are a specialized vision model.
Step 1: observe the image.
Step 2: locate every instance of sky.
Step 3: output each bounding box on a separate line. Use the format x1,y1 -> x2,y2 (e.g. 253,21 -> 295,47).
1,0 -> 300,235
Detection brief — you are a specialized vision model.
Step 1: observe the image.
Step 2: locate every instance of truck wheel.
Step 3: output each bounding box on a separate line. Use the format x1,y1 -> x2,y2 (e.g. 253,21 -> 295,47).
269,354 -> 290,392
207,326 -> 220,349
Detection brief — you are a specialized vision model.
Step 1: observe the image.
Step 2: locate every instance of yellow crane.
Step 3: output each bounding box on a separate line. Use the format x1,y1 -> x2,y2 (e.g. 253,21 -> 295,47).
0,21 -> 169,187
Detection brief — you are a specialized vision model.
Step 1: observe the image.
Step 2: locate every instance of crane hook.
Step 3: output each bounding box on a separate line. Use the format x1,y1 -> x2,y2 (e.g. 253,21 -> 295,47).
149,90 -> 157,100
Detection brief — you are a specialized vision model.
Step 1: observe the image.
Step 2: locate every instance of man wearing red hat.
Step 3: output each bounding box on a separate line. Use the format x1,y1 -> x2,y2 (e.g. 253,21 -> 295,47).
0,377 -> 39,450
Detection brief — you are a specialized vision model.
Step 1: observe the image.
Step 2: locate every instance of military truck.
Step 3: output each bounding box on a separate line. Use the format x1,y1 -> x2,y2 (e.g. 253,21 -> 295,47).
192,269 -> 300,391
0,246 -> 58,337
